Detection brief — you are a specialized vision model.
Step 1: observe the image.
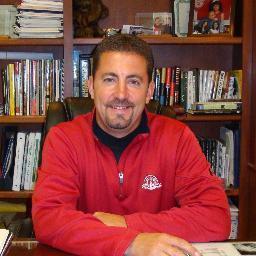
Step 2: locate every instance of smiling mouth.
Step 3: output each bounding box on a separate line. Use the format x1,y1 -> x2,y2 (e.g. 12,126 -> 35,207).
112,106 -> 130,110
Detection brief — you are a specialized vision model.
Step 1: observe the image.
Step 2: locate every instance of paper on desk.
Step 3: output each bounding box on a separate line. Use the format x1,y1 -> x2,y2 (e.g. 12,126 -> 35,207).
194,242 -> 256,256
0,229 -> 9,252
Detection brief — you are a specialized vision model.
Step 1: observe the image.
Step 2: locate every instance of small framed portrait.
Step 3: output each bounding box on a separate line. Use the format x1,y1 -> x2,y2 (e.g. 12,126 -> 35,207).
189,0 -> 235,36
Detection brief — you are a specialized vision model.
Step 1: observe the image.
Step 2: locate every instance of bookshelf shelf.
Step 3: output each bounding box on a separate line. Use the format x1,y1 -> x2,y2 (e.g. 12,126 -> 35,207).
74,36 -> 242,46
177,114 -> 241,122
0,38 -> 64,46
0,114 -> 240,124
0,191 -> 33,199
0,116 -> 45,124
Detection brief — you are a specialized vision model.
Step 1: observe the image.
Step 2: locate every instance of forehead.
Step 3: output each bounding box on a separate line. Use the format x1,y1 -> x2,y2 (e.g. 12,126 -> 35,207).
97,51 -> 148,72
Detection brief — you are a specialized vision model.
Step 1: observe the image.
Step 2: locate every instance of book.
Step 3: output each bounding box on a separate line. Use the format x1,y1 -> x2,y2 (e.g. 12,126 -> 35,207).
0,229 -> 13,256
159,67 -> 166,106
12,132 -> 26,191
220,126 -> 234,187
191,101 -> 242,112
73,50 -> 80,97
153,68 -> 161,101
79,54 -> 92,98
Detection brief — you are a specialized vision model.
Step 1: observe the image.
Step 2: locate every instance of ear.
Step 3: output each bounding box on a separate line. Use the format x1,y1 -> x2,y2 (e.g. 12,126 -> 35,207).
88,76 -> 94,99
145,80 -> 155,104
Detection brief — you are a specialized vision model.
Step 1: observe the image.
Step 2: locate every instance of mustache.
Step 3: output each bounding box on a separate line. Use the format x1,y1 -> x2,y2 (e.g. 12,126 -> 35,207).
106,98 -> 135,108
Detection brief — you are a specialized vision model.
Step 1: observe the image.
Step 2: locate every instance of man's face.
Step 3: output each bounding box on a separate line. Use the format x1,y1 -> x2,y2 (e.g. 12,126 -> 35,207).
89,51 -> 154,138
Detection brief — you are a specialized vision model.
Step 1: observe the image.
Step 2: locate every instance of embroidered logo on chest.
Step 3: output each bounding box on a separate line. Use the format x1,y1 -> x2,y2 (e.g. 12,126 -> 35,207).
141,175 -> 162,190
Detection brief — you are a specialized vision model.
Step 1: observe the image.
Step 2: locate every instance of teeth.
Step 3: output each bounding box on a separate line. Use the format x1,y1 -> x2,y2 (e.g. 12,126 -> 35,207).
113,106 -> 127,109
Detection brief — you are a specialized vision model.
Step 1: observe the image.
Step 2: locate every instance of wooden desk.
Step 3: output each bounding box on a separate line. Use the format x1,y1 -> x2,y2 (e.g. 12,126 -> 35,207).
6,240 -> 72,255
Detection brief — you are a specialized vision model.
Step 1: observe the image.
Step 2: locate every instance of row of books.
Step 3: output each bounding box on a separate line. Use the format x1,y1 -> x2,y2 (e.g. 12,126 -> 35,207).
72,52 -> 242,115
0,131 -> 42,191
13,0 -> 63,38
197,125 -> 240,189
0,59 -> 64,116
152,67 -> 242,114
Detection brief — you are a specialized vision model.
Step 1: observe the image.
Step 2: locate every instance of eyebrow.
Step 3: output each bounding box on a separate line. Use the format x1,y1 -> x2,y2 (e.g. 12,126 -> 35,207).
101,73 -> 144,81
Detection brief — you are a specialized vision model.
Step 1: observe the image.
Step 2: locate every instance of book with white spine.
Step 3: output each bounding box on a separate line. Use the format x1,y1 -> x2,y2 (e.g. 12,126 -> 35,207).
12,132 -> 26,191
23,132 -> 36,190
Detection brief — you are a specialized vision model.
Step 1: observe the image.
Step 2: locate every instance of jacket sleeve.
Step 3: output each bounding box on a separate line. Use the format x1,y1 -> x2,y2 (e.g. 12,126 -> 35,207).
32,127 -> 139,256
125,126 -> 231,242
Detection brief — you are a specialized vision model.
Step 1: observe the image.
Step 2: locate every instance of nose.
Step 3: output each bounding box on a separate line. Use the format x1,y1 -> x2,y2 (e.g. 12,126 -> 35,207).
115,80 -> 128,99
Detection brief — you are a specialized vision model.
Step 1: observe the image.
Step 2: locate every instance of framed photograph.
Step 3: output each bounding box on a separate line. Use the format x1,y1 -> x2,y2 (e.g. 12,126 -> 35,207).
189,0 -> 235,36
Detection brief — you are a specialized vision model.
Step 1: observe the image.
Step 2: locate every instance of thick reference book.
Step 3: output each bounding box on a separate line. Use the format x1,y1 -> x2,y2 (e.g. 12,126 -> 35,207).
0,229 -> 13,256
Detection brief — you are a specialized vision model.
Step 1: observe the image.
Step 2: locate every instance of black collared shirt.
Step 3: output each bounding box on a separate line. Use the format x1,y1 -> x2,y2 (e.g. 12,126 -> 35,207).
93,111 -> 149,162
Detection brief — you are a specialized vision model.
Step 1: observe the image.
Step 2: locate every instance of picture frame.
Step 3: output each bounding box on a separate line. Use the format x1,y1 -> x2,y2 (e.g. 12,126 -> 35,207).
189,0 -> 235,36
172,0 -> 191,37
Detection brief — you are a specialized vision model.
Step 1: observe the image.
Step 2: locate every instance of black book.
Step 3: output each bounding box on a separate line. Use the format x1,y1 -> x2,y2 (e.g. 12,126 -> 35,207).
79,54 -> 92,98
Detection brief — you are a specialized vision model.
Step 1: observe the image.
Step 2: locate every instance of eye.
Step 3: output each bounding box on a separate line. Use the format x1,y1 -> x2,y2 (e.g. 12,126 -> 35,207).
128,78 -> 141,87
103,77 -> 116,84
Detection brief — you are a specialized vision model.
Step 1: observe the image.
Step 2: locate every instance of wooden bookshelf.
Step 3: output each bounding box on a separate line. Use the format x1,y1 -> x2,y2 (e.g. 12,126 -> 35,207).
0,114 -> 240,124
177,114 -> 242,122
0,38 -> 64,46
0,116 -> 45,124
0,191 -> 33,199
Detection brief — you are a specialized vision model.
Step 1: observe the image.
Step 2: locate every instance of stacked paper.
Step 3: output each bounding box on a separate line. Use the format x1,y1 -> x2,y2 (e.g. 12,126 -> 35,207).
14,0 -> 63,38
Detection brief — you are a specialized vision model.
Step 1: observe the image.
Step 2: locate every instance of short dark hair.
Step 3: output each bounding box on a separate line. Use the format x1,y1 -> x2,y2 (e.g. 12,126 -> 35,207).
209,1 -> 223,12
92,34 -> 154,80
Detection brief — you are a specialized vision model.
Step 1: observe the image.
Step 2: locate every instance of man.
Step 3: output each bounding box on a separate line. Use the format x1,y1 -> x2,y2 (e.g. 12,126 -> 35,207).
32,34 -> 230,256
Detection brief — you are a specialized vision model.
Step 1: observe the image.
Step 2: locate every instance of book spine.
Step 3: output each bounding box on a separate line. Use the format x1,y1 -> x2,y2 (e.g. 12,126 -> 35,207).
180,70 -> 188,109
23,132 -> 35,190
26,59 -> 31,115
159,67 -> 166,106
14,61 -> 20,116
12,132 -> 26,191
169,68 -> 175,106
0,70 -> 3,115
79,56 -> 91,97
73,50 -> 80,97
45,59 -> 51,111
19,62 -> 23,116
60,59 -> 65,102
30,60 -> 37,115
20,133 -> 29,190
31,132 -> 42,190
174,66 -> 181,104
165,67 -> 171,106
153,68 -> 161,101
216,70 -> 226,99
8,64 -> 15,116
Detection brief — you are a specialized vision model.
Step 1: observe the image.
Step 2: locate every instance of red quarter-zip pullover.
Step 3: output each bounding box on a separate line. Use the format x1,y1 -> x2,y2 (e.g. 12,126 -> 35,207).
32,111 -> 230,256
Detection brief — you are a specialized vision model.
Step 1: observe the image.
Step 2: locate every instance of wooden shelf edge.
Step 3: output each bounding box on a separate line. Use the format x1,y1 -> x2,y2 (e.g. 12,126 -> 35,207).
74,36 -> 242,45
0,116 -> 45,124
0,114 -> 240,123
0,38 -> 64,46
176,114 -> 241,122
0,191 -> 33,198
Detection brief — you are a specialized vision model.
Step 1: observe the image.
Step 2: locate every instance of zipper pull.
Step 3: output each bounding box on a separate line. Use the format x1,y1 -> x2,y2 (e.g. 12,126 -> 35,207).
119,171 -> 124,184
118,171 -> 125,200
